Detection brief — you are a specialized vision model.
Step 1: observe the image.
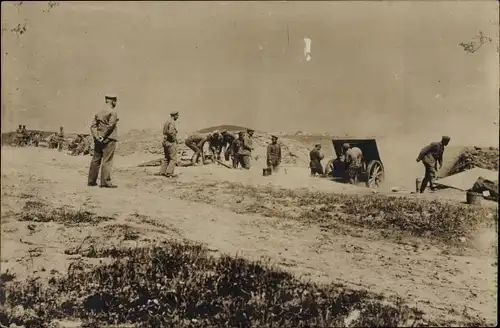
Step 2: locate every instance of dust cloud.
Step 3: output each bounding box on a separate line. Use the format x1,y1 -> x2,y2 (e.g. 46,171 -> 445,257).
1,1 -> 498,149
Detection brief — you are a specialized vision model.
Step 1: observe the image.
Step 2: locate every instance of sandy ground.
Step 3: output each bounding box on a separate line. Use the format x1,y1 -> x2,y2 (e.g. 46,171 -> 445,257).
1,146 -> 498,325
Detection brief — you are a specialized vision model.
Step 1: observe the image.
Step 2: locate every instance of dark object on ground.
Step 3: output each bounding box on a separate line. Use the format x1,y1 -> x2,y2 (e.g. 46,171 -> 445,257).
466,191 -> 482,205
470,177 -> 499,201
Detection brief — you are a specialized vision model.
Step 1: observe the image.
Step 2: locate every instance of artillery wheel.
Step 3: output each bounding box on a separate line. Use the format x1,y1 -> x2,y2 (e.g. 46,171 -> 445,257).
366,160 -> 384,188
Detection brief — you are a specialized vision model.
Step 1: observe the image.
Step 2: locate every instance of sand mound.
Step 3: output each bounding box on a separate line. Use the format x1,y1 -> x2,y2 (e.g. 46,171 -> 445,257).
447,146 -> 499,176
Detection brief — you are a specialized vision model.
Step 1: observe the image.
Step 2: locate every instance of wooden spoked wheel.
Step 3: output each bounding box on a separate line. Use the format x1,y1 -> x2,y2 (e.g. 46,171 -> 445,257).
366,160 -> 384,188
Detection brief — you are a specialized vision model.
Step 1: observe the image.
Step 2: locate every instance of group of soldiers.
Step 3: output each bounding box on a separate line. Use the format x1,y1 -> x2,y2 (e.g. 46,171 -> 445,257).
85,93 -> 450,193
14,125 -> 41,147
157,111 -> 283,178
13,124 -> 91,156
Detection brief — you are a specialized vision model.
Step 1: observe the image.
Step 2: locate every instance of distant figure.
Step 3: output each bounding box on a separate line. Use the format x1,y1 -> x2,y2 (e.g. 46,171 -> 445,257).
15,125 -> 23,147
309,144 -> 324,177
47,133 -> 58,149
158,111 -> 179,177
88,94 -> 119,188
185,132 -> 210,165
267,135 -> 282,172
416,136 -> 451,193
238,128 -> 254,170
221,130 -> 236,162
21,125 -> 28,147
32,132 -> 41,147
70,135 -> 90,156
208,131 -> 224,162
344,143 -> 363,184
57,126 -> 65,152
231,132 -> 244,168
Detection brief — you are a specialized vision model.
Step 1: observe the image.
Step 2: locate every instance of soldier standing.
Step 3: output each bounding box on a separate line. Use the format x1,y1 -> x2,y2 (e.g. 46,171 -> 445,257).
309,144 -> 324,177
32,132 -> 40,147
57,126 -> 65,152
88,94 -> 119,188
15,125 -> 23,147
221,130 -> 236,161
158,111 -> 179,177
231,132 -> 244,168
21,125 -> 28,147
266,135 -> 282,172
416,136 -> 450,193
238,128 -> 254,170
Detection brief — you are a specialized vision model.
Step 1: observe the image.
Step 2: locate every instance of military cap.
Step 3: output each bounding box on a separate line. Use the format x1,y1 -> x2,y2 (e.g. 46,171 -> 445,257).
238,131 -> 245,135
247,128 -> 255,132
105,94 -> 117,100
220,130 -> 228,134
271,135 -> 278,139
342,143 -> 350,149
315,143 -> 321,147
442,136 -> 451,141
170,111 -> 179,116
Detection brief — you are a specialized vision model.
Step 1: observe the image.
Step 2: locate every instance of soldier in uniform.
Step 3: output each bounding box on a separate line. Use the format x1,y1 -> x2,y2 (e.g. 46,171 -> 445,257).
158,111 -> 179,177
231,132 -> 244,168
343,143 -> 363,184
57,126 -> 65,152
88,94 -> 119,188
185,132 -> 210,165
309,144 -> 324,177
15,125 -> 23,147
20,125 -> 28,147
208,131 -> 224,162
416,136 -> 450,193
266,135 -> 282,172
221,130 -> 236,161
238,128 -> 254,170
32,132 -> 41,147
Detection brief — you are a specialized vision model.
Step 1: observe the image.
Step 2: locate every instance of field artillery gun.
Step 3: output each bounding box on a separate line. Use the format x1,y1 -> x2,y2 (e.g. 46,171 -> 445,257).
325,138 -> 385,188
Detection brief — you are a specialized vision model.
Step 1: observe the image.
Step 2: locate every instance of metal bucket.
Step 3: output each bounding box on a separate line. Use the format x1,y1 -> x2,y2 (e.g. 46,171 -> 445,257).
263,168 -> 272,176
466,191 -> 482,205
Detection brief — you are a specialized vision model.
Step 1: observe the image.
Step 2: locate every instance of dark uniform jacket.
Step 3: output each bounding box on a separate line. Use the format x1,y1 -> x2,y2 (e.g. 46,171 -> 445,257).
309,149 -> 324,169
163,120 -> 178,144
222,133 -> 236,148
417,142 -> 444,167
267,143 -> 282,163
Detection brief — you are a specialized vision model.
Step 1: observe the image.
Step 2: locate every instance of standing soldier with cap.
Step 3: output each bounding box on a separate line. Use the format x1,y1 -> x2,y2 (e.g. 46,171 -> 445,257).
416,136 -> 451,193
221,130 -> 236,161
88,94 -> 119,188
343,143 -> 363,184
309,144 -> 324,177
57,126 -> 65,152
158,111 -> 179,177
267,135 -> 282,172
238,128 -> 254,170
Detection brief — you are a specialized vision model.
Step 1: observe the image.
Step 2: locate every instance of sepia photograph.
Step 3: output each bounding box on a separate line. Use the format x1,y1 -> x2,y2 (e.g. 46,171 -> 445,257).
1,1 -> 498,327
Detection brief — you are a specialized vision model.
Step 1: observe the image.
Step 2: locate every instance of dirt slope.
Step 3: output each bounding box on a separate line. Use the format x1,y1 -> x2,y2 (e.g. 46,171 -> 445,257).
1,147 -> 497,326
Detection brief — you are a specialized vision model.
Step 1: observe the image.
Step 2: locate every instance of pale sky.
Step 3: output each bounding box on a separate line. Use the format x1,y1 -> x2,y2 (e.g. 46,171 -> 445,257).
1,1 -> 498,145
